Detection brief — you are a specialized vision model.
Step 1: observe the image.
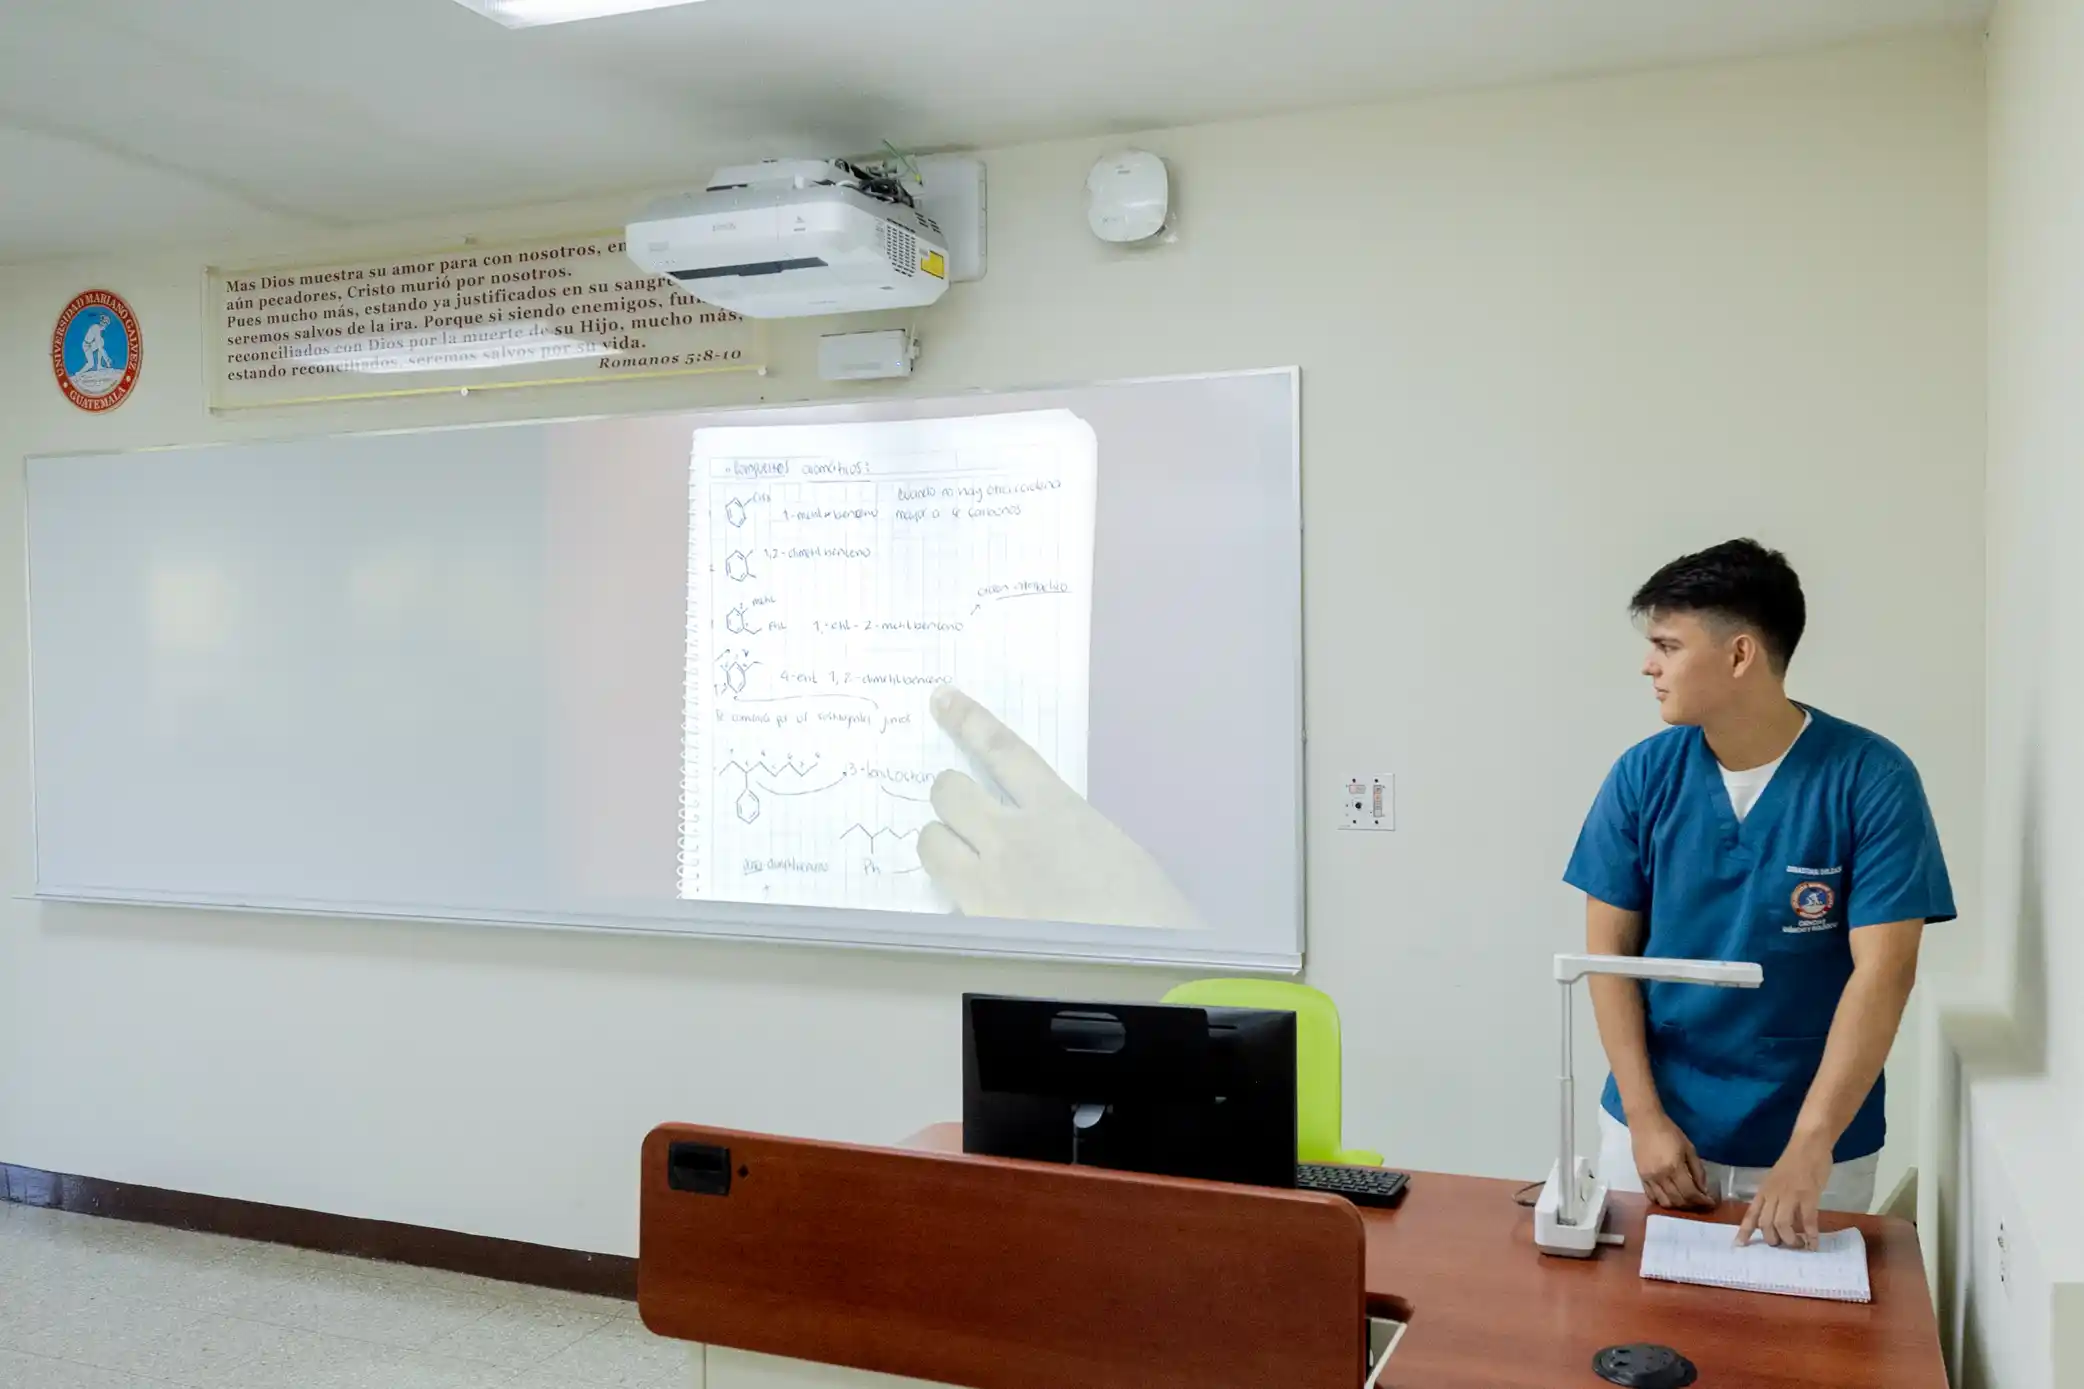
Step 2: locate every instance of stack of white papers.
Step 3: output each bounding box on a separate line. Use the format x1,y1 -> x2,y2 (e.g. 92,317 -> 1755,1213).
1639,1215 -> 1872,1303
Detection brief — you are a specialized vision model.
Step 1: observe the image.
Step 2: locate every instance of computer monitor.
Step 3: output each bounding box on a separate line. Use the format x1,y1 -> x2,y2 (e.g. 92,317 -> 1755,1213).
961,993 -> 1299,1189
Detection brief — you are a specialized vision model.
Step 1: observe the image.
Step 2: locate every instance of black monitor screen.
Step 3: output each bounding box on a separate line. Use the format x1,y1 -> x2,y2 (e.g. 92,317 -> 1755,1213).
961,994 -> 1298,1189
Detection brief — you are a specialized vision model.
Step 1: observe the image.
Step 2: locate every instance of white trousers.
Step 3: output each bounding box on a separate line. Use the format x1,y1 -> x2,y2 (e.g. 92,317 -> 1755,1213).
1596,1110 -> 1879,1214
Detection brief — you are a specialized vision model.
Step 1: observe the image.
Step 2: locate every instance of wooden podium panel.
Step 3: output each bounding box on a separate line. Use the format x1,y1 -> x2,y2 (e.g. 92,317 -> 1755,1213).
639,1125 -> 1372,1389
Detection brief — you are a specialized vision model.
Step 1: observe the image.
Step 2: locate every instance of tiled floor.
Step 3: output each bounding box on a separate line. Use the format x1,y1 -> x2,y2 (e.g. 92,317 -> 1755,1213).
0,1200 -> 690,1389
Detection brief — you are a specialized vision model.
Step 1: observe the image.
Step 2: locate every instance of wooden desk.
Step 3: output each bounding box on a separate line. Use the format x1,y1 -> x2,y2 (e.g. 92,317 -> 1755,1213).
641,1122 -> 1945,1389
911,1123 -> 1946,1389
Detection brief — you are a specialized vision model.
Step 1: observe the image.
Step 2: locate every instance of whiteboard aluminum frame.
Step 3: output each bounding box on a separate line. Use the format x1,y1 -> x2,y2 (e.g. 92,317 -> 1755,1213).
22,367 -> 1305,973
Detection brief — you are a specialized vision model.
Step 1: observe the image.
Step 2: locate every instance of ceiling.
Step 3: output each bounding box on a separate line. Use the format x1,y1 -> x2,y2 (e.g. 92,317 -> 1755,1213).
1,0 -> 1986,264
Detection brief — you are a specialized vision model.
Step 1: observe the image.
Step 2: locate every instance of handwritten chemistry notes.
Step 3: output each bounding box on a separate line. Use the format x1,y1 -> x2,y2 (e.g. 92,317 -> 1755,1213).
679,411 -> 1099,916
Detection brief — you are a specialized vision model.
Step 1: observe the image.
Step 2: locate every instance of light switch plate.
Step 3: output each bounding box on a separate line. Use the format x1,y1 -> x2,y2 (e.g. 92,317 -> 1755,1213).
1342,775 -> 1394,831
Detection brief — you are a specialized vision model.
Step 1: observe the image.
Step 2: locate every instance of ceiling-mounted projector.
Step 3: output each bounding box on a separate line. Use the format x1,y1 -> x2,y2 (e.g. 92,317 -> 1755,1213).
628,158 -> 955,319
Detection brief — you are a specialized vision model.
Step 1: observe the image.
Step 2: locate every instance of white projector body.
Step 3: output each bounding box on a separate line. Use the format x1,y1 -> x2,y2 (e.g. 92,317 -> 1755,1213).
627,160 -> 951,319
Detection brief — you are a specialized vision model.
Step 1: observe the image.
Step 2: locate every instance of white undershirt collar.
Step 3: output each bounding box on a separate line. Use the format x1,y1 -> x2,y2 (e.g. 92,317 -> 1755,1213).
1718,711 -> 1812,823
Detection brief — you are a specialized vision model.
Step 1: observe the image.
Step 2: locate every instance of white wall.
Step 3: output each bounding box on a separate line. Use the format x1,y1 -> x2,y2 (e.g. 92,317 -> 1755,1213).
1955,1082 -> 2084,1389
1951,0 -> 2084,1384
0,32 -> 1985,1256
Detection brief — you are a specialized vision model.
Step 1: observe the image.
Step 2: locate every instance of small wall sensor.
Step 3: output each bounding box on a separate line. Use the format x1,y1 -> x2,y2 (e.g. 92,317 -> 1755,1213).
1086,151 -> 1170,243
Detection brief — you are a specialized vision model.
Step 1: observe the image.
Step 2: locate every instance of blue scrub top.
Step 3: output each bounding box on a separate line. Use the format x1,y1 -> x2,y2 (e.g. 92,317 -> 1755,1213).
1564,707 -> 1953,1168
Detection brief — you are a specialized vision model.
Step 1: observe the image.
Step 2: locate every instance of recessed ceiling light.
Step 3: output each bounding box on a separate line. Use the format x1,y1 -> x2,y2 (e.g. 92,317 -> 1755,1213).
451,0 -> 708,28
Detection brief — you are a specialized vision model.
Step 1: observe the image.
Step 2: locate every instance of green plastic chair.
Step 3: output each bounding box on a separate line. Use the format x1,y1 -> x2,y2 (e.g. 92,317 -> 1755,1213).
1160,978 -> 1384,1167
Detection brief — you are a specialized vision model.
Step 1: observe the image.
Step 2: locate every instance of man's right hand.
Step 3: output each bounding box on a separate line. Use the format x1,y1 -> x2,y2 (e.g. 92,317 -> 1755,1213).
1630,1114 -> 1716,1210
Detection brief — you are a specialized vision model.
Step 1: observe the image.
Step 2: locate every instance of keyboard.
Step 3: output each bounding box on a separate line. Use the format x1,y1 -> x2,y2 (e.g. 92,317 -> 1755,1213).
1295,1163 -> 1410,1207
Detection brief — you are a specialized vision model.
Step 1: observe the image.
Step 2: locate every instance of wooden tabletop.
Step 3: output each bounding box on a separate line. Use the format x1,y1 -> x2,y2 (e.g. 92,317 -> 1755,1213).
908,1124 -> 1944,1389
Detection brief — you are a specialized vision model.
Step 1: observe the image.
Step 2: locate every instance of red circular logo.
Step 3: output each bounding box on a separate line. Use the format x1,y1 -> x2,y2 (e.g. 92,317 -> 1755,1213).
1791,881 -> 1836,921
51,290 -> 142,413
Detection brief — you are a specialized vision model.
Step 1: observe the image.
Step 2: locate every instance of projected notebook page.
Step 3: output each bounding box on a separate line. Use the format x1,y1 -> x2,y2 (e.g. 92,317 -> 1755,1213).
680,411 -> 1098,914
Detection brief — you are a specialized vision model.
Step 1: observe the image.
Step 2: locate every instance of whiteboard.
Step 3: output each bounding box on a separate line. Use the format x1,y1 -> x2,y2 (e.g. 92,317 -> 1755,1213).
26,371 -> 1303,969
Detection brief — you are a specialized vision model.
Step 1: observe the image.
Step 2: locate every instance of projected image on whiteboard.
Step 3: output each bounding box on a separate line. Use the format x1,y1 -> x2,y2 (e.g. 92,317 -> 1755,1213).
30,371 -> 1301,964
679,411 -> 1193,929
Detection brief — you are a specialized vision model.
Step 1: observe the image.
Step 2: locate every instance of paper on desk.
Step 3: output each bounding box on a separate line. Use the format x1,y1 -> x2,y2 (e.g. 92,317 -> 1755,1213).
1639,1214 -> 1871,1303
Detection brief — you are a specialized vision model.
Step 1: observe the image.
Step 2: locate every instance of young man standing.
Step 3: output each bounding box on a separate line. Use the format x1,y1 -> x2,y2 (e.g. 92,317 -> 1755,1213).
1565,540 -> 1953,1248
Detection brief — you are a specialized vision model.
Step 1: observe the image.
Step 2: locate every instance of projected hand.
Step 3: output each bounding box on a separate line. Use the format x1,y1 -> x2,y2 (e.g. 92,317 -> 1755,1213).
918,686 -> 1203,930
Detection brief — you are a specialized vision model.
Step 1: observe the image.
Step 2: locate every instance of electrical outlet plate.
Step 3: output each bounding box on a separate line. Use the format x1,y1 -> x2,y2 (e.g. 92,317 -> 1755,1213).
1342,775 -> 1394,831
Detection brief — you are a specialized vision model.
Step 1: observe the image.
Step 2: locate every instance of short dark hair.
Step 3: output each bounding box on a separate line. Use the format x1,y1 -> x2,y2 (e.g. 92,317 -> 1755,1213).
1631,539 -> 1806,671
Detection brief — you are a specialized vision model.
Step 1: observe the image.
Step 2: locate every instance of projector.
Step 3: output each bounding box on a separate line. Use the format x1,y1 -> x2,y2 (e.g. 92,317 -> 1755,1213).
627,159 -> 952,319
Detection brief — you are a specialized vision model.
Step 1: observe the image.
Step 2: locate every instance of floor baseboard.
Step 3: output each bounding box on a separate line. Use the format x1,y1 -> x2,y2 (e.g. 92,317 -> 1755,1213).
0,1162 -> 637,1301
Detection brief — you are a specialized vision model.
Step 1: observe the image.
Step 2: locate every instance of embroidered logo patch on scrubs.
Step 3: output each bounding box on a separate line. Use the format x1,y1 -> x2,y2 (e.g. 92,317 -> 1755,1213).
1788,880 -> 1838,932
